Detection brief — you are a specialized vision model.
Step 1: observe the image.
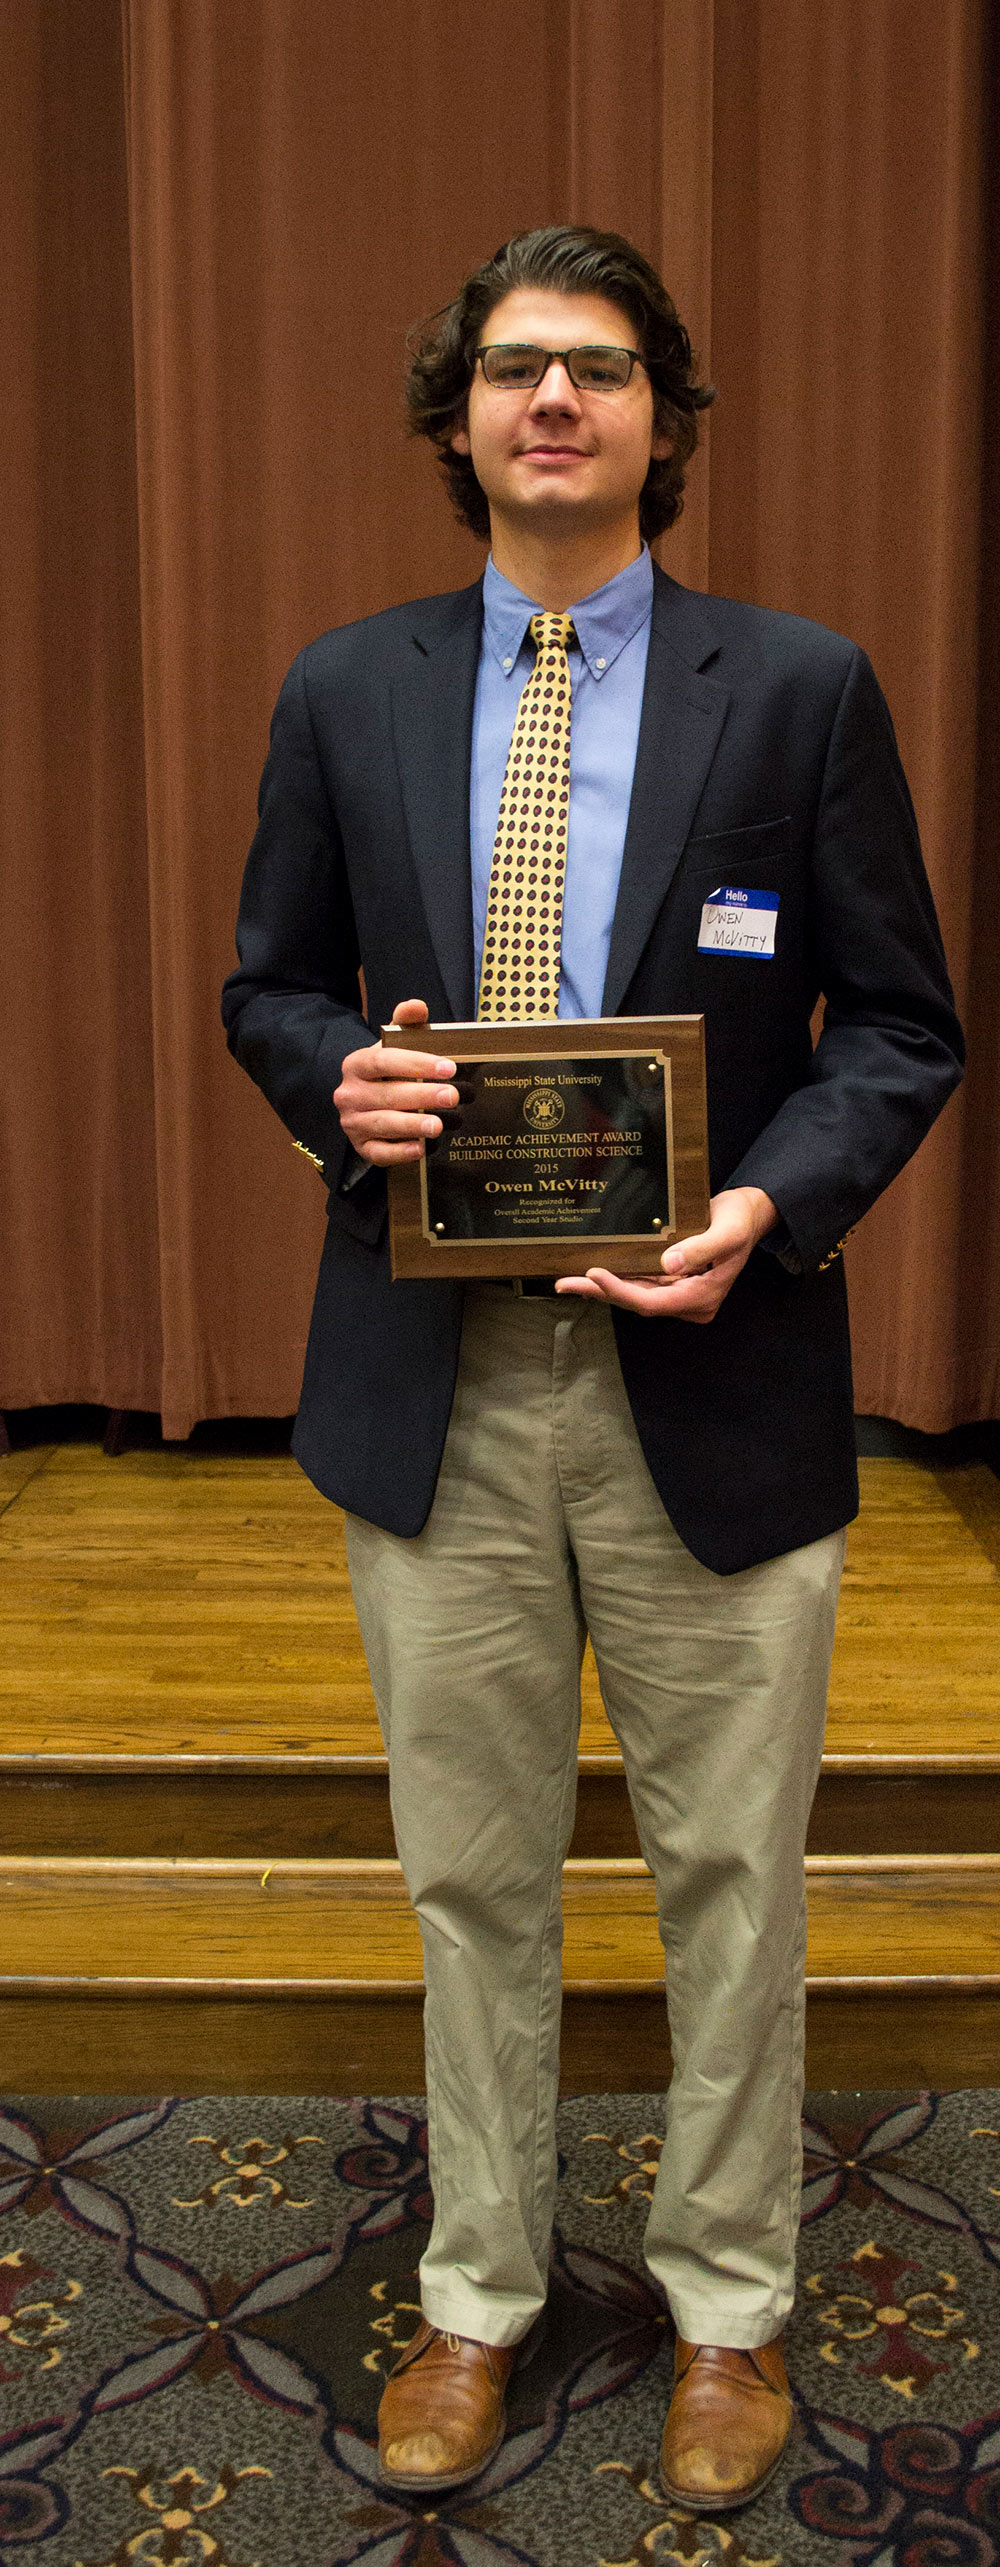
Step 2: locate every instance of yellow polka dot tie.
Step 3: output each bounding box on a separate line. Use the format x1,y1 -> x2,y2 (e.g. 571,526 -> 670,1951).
477,611 -> 575,1020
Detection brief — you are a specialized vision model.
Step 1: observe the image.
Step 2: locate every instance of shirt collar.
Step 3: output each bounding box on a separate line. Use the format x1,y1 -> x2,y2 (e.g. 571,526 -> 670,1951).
482,543 -> 654,681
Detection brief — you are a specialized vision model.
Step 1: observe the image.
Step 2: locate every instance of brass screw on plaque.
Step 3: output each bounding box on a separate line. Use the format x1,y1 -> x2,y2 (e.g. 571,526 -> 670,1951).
652,1217 -> 663,1231
647,1060 -> 658,1072
434,1223 -> 446,1236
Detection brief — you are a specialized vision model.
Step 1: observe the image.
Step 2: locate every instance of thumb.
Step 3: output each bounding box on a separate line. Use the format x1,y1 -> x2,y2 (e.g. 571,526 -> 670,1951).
660,1233 -> 715,1278
660,1192 -> 758,1278
660,1205 -> 736,1277
391,997 -> 430,1026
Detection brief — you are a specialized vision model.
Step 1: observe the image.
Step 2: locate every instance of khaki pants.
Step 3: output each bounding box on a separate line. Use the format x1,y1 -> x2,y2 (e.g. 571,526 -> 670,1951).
345,1286 -> 845,2350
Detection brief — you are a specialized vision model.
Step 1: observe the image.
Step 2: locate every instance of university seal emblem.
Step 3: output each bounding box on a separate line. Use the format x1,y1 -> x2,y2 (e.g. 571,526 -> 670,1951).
522,1086 -> 566,1129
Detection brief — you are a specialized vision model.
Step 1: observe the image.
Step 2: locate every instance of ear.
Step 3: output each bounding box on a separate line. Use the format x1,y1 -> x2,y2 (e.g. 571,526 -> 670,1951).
450,420 -> 472,456
650,425 -> 673,462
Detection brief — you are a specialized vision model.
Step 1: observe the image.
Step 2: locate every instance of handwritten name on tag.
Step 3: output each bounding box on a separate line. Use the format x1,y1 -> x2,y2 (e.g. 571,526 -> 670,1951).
698,886 -> 779,958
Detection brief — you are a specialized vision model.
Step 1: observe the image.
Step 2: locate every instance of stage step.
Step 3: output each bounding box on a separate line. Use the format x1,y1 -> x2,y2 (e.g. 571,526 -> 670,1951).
2,1756 -> 998,1859
0,1855 -> 997,2093
2,1442 -> 999,2094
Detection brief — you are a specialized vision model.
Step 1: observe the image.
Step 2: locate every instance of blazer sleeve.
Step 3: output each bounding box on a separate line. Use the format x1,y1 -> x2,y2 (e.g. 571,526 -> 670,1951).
726,644 -> 964,1270
221,646 -> 383,1233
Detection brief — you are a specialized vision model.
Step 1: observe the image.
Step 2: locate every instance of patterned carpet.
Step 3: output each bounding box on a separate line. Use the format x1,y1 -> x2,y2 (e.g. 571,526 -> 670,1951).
2,2090 -> 1000,2566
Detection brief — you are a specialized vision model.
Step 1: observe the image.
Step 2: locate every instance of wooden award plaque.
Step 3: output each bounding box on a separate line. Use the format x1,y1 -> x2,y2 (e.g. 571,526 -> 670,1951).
384,1015 -> 709,1281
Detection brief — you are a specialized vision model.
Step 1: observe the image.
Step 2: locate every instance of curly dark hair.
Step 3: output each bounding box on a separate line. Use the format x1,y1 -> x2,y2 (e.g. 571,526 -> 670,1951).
406,225 -> 715,545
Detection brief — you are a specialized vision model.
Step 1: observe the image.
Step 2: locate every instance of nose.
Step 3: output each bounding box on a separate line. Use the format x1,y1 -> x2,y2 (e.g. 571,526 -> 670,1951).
527,357 -> 581,410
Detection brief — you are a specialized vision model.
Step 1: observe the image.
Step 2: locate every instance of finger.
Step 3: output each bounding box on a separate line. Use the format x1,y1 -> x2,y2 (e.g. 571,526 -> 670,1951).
572,1266 -> 727,1319
346,1108 -> 446,1145
580,1264 -> 686,1296
354,1136 -> 428,1166
555,1269 -> 670,1311
353,1053 -> 458,1089
578,1269 -> 676,1312
348,1080 -> 459,1116
391,998 -> 431,1025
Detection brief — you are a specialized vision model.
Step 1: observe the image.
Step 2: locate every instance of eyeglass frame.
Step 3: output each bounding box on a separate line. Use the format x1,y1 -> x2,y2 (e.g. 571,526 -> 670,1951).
473,342 -> 650,392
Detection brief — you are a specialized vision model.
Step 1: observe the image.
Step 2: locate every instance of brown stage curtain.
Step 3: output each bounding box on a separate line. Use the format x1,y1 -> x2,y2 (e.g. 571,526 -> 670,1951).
2,0 -> 995,1437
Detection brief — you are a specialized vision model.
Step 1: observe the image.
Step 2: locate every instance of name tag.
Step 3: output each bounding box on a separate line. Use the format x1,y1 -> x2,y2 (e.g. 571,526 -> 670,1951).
698,886 -> 779,958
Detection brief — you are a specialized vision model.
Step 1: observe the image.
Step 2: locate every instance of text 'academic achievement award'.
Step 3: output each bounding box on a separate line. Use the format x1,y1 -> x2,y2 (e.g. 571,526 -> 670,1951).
385,1016 -> 710,1280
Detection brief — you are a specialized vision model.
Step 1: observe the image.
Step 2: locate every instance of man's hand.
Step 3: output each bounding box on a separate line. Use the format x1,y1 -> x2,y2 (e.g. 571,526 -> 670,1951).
333,999 -> 458,1165
554,1186 -> 780,1321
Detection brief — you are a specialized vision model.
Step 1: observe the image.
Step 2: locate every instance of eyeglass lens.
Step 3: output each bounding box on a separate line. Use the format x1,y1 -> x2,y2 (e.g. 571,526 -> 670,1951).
480,345 -> 637,391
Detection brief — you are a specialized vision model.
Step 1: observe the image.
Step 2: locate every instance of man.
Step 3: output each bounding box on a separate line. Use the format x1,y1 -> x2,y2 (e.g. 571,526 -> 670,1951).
223,227 -> 962,2511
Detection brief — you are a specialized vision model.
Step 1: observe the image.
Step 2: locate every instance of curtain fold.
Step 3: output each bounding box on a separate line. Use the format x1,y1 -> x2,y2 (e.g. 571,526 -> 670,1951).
1,0 -> 161,1413
708,0 -> 993,1427
3,0 -> 995,1434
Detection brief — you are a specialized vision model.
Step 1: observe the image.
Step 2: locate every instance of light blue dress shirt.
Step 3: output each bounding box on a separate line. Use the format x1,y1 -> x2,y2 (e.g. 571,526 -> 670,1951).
470,546 -> 654,1019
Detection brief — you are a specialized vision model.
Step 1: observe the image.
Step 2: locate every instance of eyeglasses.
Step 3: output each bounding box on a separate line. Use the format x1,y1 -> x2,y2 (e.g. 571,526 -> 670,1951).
475,343 -> 647,392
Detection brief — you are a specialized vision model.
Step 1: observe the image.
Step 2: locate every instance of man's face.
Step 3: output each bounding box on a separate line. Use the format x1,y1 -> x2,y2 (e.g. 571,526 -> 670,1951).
451,286 -> 670,542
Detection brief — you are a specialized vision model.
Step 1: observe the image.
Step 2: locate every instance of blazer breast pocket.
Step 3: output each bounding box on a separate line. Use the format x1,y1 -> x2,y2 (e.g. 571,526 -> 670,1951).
685,815 -> 793,872
677,816 -> 802,986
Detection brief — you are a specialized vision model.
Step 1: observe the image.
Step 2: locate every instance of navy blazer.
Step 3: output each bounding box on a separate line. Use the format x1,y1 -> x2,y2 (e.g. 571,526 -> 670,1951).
222,565 -> 963,1573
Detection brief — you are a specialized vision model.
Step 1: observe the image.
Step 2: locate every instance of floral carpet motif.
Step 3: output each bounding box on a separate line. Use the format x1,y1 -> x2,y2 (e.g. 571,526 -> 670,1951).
0,2092 -> 998,2566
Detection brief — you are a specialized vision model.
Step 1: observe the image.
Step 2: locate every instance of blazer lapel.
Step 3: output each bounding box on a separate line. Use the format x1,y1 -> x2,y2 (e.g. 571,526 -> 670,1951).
601,574 -> 730,1016
391,584 -> 483,1020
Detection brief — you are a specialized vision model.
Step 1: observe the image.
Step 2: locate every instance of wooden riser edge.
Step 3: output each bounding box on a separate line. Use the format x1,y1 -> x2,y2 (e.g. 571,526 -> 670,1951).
2,1767 -> 999,1857
0,1755 -> 396,1776
0,1986 -> 996,2095
4,1972 -> 1000,1997
2,1855 -> 999,1986
7,1755 -> 999,1774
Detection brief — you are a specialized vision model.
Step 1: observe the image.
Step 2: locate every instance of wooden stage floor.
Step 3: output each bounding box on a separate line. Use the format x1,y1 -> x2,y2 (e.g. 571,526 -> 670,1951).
2,1438 -> 999,1768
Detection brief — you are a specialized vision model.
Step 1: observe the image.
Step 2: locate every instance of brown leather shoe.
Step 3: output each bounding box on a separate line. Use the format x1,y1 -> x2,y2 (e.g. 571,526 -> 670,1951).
660,2335 -> 793,2511
378,2317 -> 516,2492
